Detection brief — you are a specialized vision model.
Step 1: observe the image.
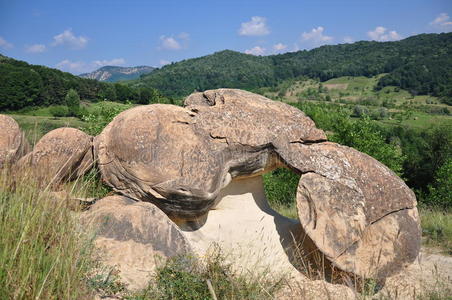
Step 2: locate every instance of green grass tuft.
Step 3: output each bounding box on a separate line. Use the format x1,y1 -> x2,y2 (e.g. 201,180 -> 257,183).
420,208 -> 452,255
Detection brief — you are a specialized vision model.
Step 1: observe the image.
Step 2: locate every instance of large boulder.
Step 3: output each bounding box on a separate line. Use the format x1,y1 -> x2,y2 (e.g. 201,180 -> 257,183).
17,127 -> 93,183
96,90 -> 325,218
95,88 -> 420,282
278,142 -> 420,278
81,195 -> 193,290
0,114 -> 29,168
96,104 -> 225,218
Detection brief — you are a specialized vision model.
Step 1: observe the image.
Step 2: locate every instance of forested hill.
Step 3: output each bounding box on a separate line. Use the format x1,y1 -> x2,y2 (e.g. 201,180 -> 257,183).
134,33 -> 452,100
0,55 -> 111,111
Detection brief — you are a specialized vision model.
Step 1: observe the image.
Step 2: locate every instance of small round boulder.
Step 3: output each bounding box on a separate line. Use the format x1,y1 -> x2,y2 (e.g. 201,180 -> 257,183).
0,114 -> 29,168
17,127 -> 93,183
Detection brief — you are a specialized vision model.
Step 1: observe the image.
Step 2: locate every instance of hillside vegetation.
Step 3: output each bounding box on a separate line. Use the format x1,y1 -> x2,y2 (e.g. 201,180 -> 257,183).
0,54 -> 111,110
0,55 -> 168,111
134,33 -> 452,102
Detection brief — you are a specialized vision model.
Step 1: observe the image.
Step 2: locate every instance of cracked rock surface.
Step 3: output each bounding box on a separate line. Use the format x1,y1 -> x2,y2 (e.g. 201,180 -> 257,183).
281,142 -> 420,278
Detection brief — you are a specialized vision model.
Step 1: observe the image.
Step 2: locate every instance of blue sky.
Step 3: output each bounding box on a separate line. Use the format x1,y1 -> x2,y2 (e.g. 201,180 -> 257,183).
1,0 -> 451,74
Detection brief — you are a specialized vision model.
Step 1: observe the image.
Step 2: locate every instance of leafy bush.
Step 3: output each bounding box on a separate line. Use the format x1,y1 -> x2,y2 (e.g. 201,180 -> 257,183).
49,105 -> 69,117
294,102 -> 404,175
82,101 -> 133,135
353,105 -> 369,117
330,117 -> 405,175
425,159 -> 452,209
65,89 -> 81,117
263,168 -> 299,208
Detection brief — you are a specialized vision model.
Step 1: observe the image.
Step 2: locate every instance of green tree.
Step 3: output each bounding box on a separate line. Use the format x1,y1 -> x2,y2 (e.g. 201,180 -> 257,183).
103,86 -> 117,101
330,117 -> 405,175
426,159 -> 452,209
65,89 -> 80,117
138,88 -> 152,104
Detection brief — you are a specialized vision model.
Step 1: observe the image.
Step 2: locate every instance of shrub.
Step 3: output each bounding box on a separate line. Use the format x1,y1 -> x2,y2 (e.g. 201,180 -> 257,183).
49,105 -> 69,117
263,168 -> 299,208
425,159 -> 452,209
353,105 -> 369,117
65,89 -> 81,117
82,101 -> 133,135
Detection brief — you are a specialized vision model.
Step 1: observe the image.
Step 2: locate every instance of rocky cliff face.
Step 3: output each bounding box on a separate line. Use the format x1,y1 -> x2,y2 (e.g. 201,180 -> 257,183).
79,66 -> 155,82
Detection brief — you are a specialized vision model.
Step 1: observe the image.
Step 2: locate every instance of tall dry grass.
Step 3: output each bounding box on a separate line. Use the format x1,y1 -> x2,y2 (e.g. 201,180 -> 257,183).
0,168 -> 97,299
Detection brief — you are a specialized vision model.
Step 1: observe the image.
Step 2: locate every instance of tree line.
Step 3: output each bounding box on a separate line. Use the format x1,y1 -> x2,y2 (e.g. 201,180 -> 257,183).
136,33 -> 452,103
0,55 -> 168,111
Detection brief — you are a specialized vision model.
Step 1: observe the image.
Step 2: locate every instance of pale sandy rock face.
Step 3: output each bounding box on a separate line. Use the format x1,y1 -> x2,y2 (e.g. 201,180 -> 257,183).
80,195 -> 193,290
17,127 -> 93,183
180,175 -> 356,300
0,114 -> 30,168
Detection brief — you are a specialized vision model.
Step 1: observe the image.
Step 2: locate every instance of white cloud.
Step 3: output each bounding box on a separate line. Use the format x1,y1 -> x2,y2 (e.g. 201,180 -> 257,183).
343,36 -> 354,43
160,36 -> 181,50
56,59 -> 87,73
430,13 -> 452,31
56,58 -> 126,73
367,26 -> 402,41
245,46 -> 266,56
273,43 -> 287,53
93,58 -> 125,67
238,16 -> 270,36
25,44 -> 46,53
52,29 -> 88,49
0,36 -> 13,49
160,59 -> 171,66
159,33 -> 189,50
301,26 -> 333,46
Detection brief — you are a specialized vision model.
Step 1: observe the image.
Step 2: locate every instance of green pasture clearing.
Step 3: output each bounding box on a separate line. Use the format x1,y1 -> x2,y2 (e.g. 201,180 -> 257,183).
379,111 -> 452,129
9,114 -> 86,143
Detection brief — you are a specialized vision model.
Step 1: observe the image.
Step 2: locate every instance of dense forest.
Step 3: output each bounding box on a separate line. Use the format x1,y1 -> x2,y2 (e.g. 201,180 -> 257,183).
1,33 -> 451,111
0,55 -> 166,111
135,33 -> 452,102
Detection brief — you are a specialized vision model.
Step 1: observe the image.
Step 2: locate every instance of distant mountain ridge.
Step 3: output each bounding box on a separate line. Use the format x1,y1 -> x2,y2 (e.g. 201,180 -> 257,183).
80,65 -> 155,82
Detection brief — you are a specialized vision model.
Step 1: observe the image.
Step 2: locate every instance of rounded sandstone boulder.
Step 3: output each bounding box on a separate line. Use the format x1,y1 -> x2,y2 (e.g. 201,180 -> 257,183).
17,127 -> 93,183
80,195 -> 193,290
279,142 -> 421,279
0,114 -> 30,168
